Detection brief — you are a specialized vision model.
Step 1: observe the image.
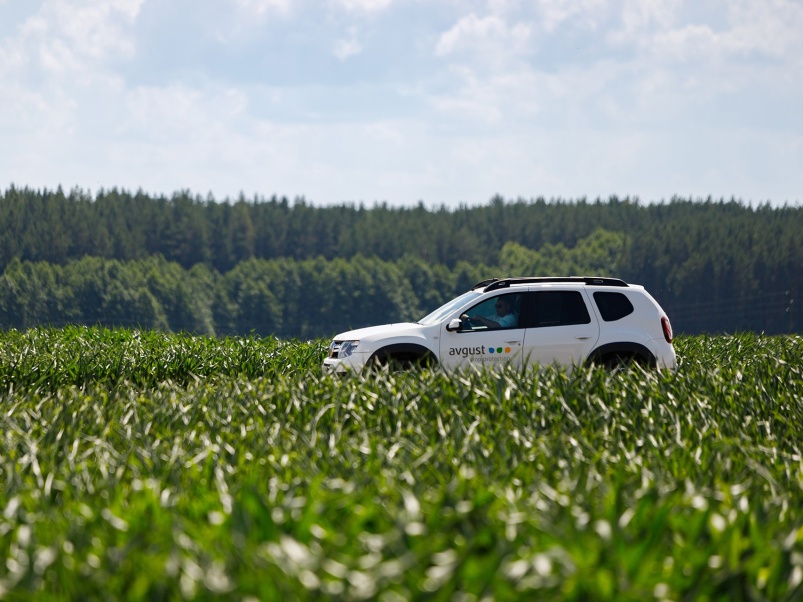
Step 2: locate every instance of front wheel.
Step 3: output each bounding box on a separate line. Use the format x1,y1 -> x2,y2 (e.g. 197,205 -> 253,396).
368,351 -> 437,372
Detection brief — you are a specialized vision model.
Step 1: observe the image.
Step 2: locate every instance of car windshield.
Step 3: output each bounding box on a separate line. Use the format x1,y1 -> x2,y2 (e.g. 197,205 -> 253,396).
418,291 -> 481,325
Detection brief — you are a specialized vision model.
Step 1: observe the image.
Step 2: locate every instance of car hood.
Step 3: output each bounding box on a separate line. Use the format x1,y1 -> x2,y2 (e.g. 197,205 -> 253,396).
333,322 -> 424,342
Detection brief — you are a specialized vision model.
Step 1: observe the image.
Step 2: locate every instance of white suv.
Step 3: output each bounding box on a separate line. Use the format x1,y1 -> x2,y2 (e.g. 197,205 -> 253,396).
323,277 -> 676,373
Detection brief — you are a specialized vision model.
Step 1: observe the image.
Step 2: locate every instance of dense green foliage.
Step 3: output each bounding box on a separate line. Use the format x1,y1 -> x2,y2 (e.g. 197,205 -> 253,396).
1,328 -> 802,599
1,186 -> 801,335
0,231 -> 631,339
0,326 -> 323,390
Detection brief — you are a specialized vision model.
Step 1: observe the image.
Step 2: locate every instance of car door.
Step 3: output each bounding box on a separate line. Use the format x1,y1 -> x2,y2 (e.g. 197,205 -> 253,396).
440,292 -> 525,370
521,289 -> 600,367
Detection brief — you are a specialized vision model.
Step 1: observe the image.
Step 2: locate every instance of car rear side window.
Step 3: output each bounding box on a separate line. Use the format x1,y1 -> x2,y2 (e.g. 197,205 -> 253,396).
528,291 -> 591,327
593,292 -> 635,321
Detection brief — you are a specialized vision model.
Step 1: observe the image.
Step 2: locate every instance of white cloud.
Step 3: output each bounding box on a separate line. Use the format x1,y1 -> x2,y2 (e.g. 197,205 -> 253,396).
334,0 -> 393,13
1,0 -> 801,206
334,36 -> 362,60
721,0 -> 803,58
123,85 -> 247,139
615,0 -> 803,64
617,0 -> 681,36
0,0 -> 142,155
45,0 -> 141,61
429,64 -> 541,124
233,0 -> 293,15
430,10 -> 544,128
333,27 -> 363,60
7,0 -> 143,79
535,0 -> 609,32
435,13 -> 531,57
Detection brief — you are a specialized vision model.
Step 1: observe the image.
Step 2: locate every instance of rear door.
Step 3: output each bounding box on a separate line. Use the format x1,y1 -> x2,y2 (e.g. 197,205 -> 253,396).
521,289 -> 600,367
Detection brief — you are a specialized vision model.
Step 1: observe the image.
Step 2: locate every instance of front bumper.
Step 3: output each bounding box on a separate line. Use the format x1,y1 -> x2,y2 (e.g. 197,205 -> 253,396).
322,353 -> 367,374
322,358 -> 345,374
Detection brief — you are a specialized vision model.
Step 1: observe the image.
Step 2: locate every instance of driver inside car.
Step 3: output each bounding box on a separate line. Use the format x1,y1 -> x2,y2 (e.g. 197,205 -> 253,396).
461,295 -> 517,329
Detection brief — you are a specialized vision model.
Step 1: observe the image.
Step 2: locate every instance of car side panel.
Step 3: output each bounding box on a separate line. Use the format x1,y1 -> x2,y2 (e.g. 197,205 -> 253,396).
439,320 -> 524,370
520,288 -> 600,367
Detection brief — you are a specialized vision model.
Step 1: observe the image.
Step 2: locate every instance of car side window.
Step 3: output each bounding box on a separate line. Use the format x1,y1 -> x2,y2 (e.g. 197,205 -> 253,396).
526,291 -> 591,327
593,292 -> 635,321
459,293 -> 521,332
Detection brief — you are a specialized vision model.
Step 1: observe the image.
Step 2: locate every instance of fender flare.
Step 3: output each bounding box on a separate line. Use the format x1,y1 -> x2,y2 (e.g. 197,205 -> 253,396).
368,343 -> 438,367
586,342 -> 656,368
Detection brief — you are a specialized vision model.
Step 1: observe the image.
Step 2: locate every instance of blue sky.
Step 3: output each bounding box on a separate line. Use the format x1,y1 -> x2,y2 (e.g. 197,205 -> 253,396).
1,0 -> 801,207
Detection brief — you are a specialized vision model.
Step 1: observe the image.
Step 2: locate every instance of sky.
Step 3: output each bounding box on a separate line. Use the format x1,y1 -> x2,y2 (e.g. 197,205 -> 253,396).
1,0 -> 802,208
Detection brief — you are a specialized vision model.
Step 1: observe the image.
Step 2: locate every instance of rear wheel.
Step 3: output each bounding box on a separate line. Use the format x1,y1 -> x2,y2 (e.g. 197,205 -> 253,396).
587,345 -> 656,371
598,352 -> 642,370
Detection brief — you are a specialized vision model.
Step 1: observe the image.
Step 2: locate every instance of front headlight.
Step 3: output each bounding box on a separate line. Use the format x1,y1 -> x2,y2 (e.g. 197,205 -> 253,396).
340,341 -> 359,358
329,340 -> 360,358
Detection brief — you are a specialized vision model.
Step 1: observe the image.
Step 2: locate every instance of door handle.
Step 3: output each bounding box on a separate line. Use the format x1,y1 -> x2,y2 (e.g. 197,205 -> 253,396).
505,341 -> 521,345
575,336 -> 590,340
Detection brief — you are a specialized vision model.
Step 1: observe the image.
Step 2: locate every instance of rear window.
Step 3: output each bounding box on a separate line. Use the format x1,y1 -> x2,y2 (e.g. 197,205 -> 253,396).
593,292 -> 634,321
530,291 -> 591,327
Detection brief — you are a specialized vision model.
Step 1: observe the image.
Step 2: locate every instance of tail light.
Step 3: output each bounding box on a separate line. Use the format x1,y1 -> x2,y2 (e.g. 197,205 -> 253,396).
661,316 -> 673,344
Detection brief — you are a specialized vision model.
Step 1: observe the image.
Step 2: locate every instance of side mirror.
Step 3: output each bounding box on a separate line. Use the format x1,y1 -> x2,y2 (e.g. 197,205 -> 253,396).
446,318 -> 462,332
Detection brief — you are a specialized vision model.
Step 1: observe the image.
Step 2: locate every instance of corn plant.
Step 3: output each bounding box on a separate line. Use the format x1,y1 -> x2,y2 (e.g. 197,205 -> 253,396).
0,329 -> 801,600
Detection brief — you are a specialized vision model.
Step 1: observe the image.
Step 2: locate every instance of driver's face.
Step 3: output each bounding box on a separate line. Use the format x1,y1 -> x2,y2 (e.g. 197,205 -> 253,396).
496,300 -> 511,315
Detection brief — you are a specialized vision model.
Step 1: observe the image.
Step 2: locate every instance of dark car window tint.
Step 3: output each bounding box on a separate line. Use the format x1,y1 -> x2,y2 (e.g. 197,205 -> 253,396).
593,292 -> 635,322
530,291 -> 591,327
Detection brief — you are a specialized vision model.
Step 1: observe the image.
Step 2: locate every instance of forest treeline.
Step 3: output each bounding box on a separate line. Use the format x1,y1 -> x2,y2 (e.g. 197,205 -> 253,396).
1,186 -> 800,336
0,231 -> 629,338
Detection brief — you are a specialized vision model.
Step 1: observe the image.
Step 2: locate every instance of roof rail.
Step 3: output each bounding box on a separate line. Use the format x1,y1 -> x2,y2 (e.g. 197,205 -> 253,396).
470,278 -> 499,290
482,276 -> 628,292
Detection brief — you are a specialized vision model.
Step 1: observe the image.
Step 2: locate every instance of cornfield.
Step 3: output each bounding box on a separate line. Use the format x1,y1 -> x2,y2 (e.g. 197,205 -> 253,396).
1,327 -> 801,600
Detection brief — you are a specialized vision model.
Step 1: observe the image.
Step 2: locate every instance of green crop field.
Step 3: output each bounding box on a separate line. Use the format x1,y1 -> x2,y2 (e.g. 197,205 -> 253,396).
1,327 -> 802,600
